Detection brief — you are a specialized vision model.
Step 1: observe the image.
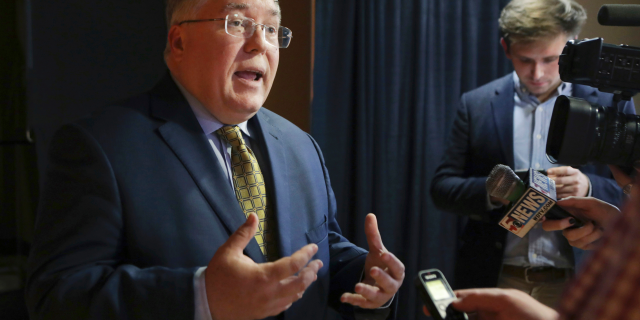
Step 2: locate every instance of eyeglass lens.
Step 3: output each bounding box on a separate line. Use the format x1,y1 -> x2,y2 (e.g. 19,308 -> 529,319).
225,14 -> 291,48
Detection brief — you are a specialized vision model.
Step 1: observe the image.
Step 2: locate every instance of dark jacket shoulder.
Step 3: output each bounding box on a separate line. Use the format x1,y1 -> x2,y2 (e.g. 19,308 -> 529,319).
462,74 -> 513,102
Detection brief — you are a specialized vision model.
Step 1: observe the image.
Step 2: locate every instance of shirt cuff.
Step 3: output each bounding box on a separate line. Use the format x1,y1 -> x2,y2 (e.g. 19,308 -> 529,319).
194,267 -> 213,320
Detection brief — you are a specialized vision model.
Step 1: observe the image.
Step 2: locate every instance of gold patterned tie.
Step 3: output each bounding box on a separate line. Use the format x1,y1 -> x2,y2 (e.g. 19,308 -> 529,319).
216,126 -> 278,260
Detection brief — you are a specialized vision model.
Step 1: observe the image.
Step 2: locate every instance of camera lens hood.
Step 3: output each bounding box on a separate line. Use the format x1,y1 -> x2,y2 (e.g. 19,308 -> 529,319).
547,95 -> 599,165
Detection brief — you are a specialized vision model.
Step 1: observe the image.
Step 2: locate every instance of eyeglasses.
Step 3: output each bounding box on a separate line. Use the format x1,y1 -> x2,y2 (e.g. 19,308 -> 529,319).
178,13 -> 292,49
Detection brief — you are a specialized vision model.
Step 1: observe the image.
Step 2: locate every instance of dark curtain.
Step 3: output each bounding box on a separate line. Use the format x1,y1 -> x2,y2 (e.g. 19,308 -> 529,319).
312,1 -> 512,319
27,0 -> 167,177
0,0 -> 36,319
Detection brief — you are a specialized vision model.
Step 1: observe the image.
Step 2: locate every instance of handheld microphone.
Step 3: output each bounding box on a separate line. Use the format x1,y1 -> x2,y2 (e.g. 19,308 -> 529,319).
597,4 -> 640,26
486,165 -> 585,237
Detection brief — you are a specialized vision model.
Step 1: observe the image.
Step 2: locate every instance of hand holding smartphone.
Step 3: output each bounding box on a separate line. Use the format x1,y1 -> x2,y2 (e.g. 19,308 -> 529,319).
415,269 -> 468,320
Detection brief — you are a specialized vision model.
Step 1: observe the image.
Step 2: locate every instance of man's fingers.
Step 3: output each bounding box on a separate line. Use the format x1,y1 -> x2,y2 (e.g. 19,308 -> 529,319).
380,252 -> 405,282
224,213 -> 259,253
340,292 -> 377,309
276,259 -> 322,298
340,292 -> 367,306
547,166 -> 571,176
542,217 -> 574,231
552,176 -> 576,186
267,244 -> 318,280
367,267 -> 400,296
364,213 -> 385,252
342,265 -> 400,309
355,282 -> 382,298
557,188 -> 579,199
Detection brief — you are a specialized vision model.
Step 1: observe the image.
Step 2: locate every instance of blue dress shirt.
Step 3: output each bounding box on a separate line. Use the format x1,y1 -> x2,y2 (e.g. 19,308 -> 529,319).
502,72 -> 578,269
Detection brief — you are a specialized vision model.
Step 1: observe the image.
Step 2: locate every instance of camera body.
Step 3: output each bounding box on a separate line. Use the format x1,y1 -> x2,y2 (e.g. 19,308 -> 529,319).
546,8 -> 640,167
547,95 -> 640,166
560,38 -> 640,101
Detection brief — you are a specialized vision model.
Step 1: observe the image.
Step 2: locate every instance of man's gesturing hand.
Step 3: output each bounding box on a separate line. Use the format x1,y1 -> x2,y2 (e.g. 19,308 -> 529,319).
341,213 -> 405,309
205,213 -> 323,320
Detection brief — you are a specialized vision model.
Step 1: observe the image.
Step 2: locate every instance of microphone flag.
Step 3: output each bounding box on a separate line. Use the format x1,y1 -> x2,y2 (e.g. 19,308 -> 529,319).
498,169 -> 557,237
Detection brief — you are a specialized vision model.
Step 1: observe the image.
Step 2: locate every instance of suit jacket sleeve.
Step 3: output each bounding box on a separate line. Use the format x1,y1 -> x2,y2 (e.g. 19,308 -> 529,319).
430,94 -> 504,222
26,124 -> 197,320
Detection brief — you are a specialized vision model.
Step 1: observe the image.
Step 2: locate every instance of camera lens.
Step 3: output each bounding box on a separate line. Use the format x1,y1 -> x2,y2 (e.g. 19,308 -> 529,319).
546,95 -> 640,166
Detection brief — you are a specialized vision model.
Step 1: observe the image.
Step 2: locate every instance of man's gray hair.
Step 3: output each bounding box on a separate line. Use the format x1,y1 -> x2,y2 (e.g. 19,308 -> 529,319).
499,0 -> 587,45
165,0 -> 209,30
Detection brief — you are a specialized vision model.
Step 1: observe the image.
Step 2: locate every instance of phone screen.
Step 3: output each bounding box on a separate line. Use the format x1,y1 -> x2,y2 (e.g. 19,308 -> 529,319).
425,279 -> 453,300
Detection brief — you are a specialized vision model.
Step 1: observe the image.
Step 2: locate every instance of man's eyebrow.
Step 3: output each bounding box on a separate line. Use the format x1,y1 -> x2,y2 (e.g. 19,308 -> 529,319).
224,2 -> 281,18
224,2 -> 249,11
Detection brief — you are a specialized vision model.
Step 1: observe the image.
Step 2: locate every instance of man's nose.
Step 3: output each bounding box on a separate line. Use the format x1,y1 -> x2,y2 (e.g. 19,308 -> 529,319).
245,25 -> 269,53
532,63 -> 544,80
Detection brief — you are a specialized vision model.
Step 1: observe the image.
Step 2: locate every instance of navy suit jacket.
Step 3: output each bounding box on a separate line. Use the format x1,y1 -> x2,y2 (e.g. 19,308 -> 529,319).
26,74 -> 393,320
430,74 -> 635,289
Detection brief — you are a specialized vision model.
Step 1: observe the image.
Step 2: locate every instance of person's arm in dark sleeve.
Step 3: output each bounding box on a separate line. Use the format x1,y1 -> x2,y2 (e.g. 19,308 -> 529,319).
26,124 -> 197,320
430,95 -> 504,222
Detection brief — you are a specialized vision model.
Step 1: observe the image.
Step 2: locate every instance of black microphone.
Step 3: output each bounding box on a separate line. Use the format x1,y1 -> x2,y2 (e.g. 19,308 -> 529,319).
598,4 -> 640,26
486,165 -> 584,237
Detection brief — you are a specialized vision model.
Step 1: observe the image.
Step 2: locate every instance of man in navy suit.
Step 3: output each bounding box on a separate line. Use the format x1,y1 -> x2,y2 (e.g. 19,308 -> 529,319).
430,0 -> 634,308
25,0 -> 404,319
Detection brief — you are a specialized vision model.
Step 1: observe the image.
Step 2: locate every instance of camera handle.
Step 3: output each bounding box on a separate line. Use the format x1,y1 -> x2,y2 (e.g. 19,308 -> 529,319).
610,92 -> 637,107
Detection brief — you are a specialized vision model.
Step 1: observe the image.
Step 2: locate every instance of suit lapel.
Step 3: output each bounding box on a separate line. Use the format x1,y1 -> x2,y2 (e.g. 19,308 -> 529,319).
150,74 -> 265,263
252,111 -> 293,259
490,76 -> 516,168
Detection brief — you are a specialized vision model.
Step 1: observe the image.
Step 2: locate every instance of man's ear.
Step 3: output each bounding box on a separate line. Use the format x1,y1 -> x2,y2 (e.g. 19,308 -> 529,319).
167,25 -> 185,60
500,37 -> 511,60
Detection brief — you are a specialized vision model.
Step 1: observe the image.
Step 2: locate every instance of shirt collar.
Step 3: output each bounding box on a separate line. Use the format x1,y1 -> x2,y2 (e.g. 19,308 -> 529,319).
171,73 -> 250,137
512,71 -> 572,105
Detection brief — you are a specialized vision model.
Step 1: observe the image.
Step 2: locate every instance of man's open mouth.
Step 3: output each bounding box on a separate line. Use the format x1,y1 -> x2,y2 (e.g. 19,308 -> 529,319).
235,70 -> 264,81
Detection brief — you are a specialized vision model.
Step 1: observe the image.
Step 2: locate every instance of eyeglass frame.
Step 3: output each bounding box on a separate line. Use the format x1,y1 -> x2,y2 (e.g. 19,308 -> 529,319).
177,14 -> 293,49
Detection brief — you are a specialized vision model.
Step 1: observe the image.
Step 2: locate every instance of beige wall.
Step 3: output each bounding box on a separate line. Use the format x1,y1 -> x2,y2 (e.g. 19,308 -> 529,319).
578,0 -> 640,108
262,0 -> 314,132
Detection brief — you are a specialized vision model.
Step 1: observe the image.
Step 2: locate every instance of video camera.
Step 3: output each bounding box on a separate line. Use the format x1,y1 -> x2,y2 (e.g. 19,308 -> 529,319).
546,4 -> 640,167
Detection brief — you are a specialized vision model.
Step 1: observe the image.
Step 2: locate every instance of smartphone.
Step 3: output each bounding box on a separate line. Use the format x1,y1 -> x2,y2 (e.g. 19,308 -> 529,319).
415,269 -> 468,320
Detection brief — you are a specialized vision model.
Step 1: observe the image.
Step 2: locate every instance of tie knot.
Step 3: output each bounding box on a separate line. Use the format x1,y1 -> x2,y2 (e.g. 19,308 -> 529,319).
216,125 -> 247,149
